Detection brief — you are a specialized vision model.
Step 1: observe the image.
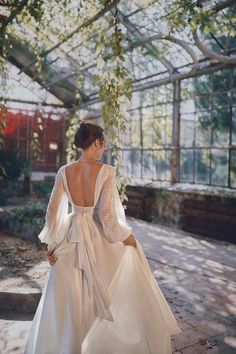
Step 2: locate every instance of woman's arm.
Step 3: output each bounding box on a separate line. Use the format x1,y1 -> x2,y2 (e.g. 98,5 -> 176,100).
98,167 -> 137,248
45,248 -> 57,266
38,167 -> 68,263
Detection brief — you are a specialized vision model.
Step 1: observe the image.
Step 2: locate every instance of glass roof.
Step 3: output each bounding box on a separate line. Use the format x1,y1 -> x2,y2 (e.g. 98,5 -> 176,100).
0,0 -> 235,108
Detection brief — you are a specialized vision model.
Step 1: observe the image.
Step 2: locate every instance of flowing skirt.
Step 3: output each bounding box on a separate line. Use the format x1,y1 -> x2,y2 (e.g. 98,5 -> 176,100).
24,234 -> 182,354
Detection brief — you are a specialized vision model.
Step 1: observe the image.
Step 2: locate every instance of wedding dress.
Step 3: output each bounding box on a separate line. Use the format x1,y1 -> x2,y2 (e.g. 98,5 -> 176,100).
24,163 -> 182,354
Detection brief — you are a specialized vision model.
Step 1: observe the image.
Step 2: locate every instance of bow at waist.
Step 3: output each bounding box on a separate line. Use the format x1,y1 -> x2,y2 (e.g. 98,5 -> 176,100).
67,209 -> 113,322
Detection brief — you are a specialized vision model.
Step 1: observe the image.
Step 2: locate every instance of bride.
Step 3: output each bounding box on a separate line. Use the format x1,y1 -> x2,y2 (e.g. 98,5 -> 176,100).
24,121 -> 182,354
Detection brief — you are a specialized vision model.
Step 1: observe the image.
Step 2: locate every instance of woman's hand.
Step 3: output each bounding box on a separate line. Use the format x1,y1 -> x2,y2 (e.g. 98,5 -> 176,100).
122,234 -> 137,249
45,248 -> 57,266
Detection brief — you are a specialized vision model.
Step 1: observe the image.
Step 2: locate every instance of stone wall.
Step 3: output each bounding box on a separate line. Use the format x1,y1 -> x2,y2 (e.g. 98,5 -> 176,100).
125,186 -> 236,244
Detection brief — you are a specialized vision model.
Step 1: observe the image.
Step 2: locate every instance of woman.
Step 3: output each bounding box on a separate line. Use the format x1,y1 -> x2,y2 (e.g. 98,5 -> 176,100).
24,122 -> 182,354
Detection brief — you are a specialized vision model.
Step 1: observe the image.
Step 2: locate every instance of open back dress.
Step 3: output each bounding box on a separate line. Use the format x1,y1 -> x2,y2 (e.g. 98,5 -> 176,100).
24,163 -> 182,354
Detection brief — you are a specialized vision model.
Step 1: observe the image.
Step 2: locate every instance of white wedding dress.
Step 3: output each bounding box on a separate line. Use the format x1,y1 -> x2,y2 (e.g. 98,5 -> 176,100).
24,163 -> 182,354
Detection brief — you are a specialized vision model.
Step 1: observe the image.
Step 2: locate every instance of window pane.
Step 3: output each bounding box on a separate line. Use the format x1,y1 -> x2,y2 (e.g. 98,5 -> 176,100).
230,151 -> 236,188
195,95 -> 211,110
232,89 -> 236,105
211,149 -> 228,186
212,93 -> 230,109
180,118 -> 195,147
154,104 -> 167,117
195,112 -> 211,146
165,150 -> 172,181
153,118 -> 166,147
121,120 -> 131,148
180,149 -> 194,182
182,78 -> 194,96
194,74 -> 210,95
194,149 -> 210,184
131,120 -> 140,147
180,99 -> 195,114
142,150 -> 153,180
153,150 -> 171,181
212,69 -> 231,92
166,117 -> 173,146
212,109 -> 230,146
127,149 -> 142,178
143,119 -> 153,149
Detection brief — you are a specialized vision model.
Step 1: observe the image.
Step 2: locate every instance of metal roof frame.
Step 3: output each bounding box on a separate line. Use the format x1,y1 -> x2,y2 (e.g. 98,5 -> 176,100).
0,0 -> 236,108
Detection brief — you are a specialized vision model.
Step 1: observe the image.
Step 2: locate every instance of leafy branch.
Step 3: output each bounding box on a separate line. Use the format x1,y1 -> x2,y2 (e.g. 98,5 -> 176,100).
94,6 -> 133,204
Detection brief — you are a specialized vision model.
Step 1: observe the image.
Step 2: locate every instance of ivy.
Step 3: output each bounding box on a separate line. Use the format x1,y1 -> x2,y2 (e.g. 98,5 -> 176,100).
165,0 -> 236,37
93,6 -> 132,204
65,108 -> 83,163
27,0 -> 45,22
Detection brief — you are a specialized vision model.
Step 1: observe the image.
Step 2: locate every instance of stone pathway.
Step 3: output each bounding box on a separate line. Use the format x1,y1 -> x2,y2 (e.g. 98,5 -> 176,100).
131,218 -> 236,354
0,233 -> 48,354
0,216 -> 235,354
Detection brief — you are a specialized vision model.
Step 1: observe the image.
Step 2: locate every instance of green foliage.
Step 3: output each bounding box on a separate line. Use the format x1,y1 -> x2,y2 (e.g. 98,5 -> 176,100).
0,189 -> 8,205
65,111 -> 82,163
187,63 -> 235,187
31,131 -> 42,161
0,144 -> 24,180
13,201 -> 46,231
33,181 -> 53,196
14,201 -> 46,221
0,179 -> 22,205
194,69 -> 233,133
94,8 -> 133,202
27,0 -> 45,22
166,0 -> 236,37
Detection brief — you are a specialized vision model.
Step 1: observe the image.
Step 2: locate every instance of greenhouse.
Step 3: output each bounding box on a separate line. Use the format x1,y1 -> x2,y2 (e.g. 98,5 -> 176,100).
0,1 -> 236,353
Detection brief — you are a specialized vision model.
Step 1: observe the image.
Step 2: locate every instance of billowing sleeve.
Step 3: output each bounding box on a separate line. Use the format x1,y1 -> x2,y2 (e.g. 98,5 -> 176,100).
38,166 -> 68,250
98,167 -> 133,243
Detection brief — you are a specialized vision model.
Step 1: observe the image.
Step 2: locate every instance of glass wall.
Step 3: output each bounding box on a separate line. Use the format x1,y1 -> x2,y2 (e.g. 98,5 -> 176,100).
119,68 -> 236,188
121,85 -> 173,183
84,68 -> 235,189
180,68 -> 236,188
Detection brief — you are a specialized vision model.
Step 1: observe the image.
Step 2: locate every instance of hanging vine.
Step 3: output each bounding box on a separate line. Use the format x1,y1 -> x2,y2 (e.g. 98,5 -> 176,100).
65,108 -> 84,163
94,5 -> 132,204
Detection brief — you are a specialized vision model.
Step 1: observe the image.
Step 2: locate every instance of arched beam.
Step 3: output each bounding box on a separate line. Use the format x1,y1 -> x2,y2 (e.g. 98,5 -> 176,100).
193,30 -> 236,64
116,9 -> 175,75
164,35 -> 198,65
125,34 -> 198,65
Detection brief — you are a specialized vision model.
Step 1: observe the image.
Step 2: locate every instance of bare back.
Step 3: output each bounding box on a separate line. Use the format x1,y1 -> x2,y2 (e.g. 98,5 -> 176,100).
64,161 -> 104,207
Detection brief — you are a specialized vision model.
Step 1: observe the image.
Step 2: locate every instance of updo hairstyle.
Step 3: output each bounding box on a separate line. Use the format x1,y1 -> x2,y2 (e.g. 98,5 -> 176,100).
74,122 -> 105,149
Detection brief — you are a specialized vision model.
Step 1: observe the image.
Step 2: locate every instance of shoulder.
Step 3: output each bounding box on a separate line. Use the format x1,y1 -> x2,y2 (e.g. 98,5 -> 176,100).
57,164 -> 66,172
101,165 -> 117,185
55,164 -> 67,178
57,162 -> 75,174
57,162 -> 115,177
59,162 -> 74,170
102,164 -> 116,174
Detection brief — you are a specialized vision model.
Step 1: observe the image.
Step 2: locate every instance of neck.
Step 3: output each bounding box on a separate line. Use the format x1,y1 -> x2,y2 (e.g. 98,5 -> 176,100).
78,155 -> 98,162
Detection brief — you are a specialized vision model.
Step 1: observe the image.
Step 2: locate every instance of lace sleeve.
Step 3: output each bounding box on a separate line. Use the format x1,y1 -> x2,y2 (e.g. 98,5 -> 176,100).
98,167 -> 133,243
38,167 -> 68,250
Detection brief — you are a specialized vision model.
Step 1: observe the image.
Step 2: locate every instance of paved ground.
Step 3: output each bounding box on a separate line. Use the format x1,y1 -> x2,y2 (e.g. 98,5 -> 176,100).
0,216 -> 235,354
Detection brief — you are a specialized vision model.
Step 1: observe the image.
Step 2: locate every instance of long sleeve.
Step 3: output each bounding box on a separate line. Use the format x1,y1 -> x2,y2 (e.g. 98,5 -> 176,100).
98,167 -> 133,243
38,166 -> 68,250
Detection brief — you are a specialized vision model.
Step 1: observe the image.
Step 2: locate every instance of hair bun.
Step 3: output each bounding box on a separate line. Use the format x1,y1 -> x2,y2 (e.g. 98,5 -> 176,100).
74,122 -> 105,149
